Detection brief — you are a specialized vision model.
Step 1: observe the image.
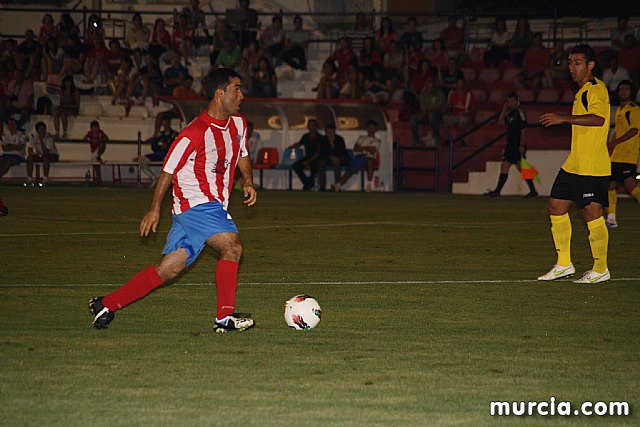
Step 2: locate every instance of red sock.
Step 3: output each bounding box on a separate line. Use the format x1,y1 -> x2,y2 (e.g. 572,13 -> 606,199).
0,197 -> 6,210
103,266 -> 163,311
216,260 -> 239,320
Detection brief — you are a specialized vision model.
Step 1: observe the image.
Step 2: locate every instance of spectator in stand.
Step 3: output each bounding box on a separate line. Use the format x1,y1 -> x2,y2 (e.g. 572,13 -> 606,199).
602,56 -> 629,104
250,57 -> 277,98
484,17 -> 510,68
438,57 -> 463,97
53,75 -> 79,140
172,75 -> 199,98
57,13 -> 79,39
38,13 -> 59,45
261,15 -> 286,68
382,40 -> 404,82
173,13 -> 194,66
362,63 -> 394,104
281,15 -> 310,71
149,18 -> 172,61
235,56 -> 253,95
17,30 -> 42,79
410,76 -> 445,146
339,61 -> 359,99
86,14 -> 105,45
237,0 -> 260,51
83,35 -> 107,84
443,77 -> 476,139
162,52 -> 190,96
424,38 -> 449,71
439,16 -> 464,58
25,121 -> 59,186
103,39 -> 125,81
139,115 -> 177,186
409,58 -> 434,95
242,39 -> 263,71
356,36 -> 382,90
542,41 -> 568,90
403,41 -> 423,87
215,38 -> 242,69
290,119 -> 325,191
611,16 -> 634,52
332,120 -> 381,192
317,123 -> 349,192
139,53 -> 164,106
84,120 -> 108,184
57,34 -> 86,77
4,70 -> 34,127
0,118 -> 26,178
399,17 -> 424,51
111,56 -> 139,109
617,34 -> 640,83
42,37 -> 64,81
346,13 -> 374,52
210,19 -> 237,66
1,39 -> 20,74
330,37 -> 356,80
316,60 -> 340,99
125,13 -> 150,69
398,89 -> 420,122
514,32 -> 550,90
376,17 -> 398,53
182,0 -> 210,50
509,18 -> 532,68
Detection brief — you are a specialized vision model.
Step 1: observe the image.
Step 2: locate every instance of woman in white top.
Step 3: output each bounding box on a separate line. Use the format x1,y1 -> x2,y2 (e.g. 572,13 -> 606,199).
484,18 -> 510,68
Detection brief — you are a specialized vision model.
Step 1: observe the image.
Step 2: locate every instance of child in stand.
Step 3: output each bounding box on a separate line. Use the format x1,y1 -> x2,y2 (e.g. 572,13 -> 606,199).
83,120 -> 109,184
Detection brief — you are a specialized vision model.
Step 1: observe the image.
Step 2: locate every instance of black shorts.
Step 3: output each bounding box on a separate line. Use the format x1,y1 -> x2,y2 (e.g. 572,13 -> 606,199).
610,162 -> 637,183
502,144 -> 521,164
550,168 -> 609,208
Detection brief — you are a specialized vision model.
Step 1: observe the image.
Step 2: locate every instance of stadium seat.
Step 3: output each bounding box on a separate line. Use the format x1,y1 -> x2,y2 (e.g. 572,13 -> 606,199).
275,147 -> 305,190
460,67 -> 476,82
536,88 -> 560,103
475,109 -> 498,126
501,67 -> 521,82
477,68 -> 500,83
487,88 -> 509,104
470,88 -> 487,104
515,89 -> 534,103
561,89 -> 575,103
253,147 -> 279,189
79,103 -> 103,117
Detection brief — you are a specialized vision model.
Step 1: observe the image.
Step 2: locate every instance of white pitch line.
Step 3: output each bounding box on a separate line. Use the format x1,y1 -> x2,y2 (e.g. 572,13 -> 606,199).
2,278 -> 639,288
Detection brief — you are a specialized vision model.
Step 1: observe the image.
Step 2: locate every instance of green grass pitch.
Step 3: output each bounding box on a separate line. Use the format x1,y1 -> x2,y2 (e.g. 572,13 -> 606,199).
0,186 -> 638,426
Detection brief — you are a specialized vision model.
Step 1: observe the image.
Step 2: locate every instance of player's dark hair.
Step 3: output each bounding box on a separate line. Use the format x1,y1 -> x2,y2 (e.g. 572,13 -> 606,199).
366,119 -> 378,127
90,120 -> 100,127
570,44 -> 601,78
325,123 -> 336,129
201,68 -> 242,99
507,92 -> 519,101
35,121 -> 46,131
617,80 -> 633,90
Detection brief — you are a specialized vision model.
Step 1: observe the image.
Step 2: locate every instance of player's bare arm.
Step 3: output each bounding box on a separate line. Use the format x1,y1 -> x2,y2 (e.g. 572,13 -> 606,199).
140,171 -> 172,236
237,155 -> 257,206
539,113 -> 605,127
608,128 -> 639,150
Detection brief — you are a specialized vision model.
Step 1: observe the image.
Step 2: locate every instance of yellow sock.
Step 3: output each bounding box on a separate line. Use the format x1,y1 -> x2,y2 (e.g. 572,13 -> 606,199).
631,187 -> 640,204
587,217 -> 608,274
607,189 -> 617,215
550,213 -> 572,266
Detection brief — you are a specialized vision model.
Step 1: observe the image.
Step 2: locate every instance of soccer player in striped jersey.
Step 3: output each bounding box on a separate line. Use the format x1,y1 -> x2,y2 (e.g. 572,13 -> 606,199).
538,44 -> 611,284
606,80 -> 640,228
90,68 -> 258,332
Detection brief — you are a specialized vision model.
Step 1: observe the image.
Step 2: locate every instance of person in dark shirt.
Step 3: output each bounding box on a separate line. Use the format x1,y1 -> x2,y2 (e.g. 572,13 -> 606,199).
290,119 -> 325,191
317,123 -> 350,191
485,93 -> 537,197
140,115 -> 177,186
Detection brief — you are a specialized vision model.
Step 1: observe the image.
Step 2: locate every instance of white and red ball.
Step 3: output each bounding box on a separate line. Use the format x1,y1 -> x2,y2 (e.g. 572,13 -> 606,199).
284,295 -> 321,330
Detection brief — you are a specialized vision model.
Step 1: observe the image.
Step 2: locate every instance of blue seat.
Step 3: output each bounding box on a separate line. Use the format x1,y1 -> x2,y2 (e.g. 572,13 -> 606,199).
275,147 -> 305,190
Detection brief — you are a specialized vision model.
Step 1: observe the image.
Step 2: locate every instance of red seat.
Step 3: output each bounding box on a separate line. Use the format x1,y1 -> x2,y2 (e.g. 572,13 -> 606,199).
460,67 -> 476,82
477,68 -> 500,83
501,67 -> 521,82
516,89 -> 534,102
536,88 -> 560,103
488,88 -> 509,103
475,109 -> 498,125
470,88 -> 487,103
560,89 -> 575,103
253,147 -> 279,169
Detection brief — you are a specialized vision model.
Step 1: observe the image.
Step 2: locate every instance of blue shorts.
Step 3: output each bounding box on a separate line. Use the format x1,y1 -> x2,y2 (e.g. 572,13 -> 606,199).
348,155 -> 368,172
162,201 -> 238,267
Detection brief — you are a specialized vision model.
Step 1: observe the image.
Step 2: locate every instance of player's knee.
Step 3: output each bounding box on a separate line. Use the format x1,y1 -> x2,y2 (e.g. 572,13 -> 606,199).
220,239 -> 243,262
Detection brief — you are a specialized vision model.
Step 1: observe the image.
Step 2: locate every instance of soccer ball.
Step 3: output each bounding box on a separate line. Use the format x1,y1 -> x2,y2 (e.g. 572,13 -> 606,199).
284,295 -> 321,330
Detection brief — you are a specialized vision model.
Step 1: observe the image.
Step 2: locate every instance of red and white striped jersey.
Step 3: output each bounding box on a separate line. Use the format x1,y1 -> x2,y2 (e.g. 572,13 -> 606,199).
162,110 -> 248,214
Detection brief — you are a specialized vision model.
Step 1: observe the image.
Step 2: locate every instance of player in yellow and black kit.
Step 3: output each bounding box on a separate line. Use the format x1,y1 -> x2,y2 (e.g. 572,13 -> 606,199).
538,44 -> 611,284
606,80 -> 640,228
